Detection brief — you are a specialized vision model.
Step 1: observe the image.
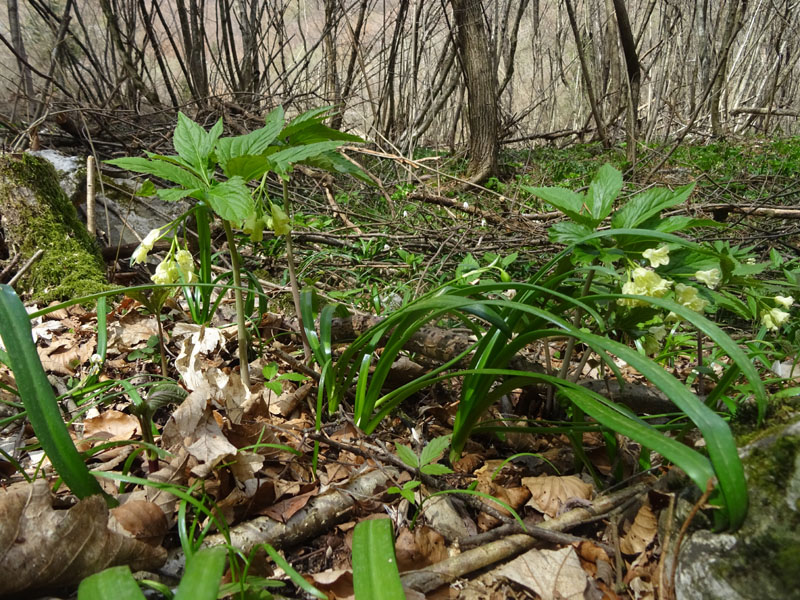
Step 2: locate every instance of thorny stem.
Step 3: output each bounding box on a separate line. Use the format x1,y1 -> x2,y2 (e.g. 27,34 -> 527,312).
222,219 -> 250,389
283,180 -> 313,363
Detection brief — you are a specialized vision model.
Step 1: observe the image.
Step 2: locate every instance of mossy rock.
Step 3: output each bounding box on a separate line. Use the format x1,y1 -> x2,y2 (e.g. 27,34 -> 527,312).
0,153 -> 111,302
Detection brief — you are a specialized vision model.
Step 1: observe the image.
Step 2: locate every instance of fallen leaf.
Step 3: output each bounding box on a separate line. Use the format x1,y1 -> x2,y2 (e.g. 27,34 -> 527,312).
620,503 -> 658,556
522,475 -> 593,518
495,546 -> 588,600
186,411 -> 239,477
0,481 -> 165,596
84,410 -> 140,442
110,499 -> 169,545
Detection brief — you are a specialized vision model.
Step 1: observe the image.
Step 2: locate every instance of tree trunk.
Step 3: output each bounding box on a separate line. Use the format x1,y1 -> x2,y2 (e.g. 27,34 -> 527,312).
7,0 -> 36,117
710,0 -> 746,137
611,0 -> 641,164
450,0 -> 498,183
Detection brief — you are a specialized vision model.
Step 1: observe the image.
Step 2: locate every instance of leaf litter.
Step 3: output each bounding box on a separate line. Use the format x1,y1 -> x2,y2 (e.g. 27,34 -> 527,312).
0,294 -> 690,598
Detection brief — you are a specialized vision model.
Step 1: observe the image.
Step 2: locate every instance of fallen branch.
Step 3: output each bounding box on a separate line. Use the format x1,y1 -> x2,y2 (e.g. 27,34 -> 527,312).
400,481 -> 650,593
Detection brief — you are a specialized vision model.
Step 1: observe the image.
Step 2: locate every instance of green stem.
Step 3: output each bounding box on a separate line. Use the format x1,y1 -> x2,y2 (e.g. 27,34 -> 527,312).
282,180 -> 313,362
558,268 -> 596,383
222,219 -> 250,388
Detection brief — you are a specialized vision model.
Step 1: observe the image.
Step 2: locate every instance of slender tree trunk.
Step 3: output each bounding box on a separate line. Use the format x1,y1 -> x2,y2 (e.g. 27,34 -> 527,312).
7,0 -> 36,116
710,0 -> 746,137
450,0 -> 498,183
611,0 -> 641,164
564,0 -> 608,147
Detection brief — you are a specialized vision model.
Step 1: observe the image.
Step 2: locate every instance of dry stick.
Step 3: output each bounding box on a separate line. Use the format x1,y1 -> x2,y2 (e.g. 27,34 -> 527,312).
222,220 -> 250,389
160,466 -> 399,580
400,482 -> 651,594
282,180 -> 313,363
8,249 -> 44,286
323,185 -> 363,235
85,155 -> 96,237
666,478 -> 715,600
656,493 -> 677,600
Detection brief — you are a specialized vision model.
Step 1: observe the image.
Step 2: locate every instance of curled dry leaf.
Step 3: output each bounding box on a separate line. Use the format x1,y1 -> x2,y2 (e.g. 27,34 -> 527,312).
522,475 -> 593,518
620,503 -> 658,556
0,481 -> 166,596
110,499 -> 169,546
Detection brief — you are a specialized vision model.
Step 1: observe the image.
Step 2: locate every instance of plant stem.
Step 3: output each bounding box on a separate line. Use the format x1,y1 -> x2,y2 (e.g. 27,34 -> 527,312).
155,313 -> 169,377
282,180 -> 313,362
222,219 -> 250,388
559,269 -> 596,383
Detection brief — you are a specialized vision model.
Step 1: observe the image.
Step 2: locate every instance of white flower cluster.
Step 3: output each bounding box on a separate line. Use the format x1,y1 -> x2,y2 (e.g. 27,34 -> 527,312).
762,296 -> 794,331
152,249 -> 196,285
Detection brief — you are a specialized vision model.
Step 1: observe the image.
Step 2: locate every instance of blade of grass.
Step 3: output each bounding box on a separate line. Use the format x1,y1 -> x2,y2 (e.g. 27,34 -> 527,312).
0,284 -> 109,502
77,566 -> 146,600
174,546 -> 226,600
352,519 -> 405,600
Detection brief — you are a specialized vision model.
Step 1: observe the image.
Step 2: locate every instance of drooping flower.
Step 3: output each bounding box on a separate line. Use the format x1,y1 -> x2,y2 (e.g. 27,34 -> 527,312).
131,228 -> 161,265
643,246 -> 670,268
774,295 -> 795,309
694,268 -> 721,289
675,283 -> 709,312
762,307 -> 790,331
151,259 -> 179,285
617,268 -> 673,307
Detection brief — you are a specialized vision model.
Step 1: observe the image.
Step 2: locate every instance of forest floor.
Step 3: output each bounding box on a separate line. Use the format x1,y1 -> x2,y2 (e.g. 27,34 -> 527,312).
2,135 -> 800,599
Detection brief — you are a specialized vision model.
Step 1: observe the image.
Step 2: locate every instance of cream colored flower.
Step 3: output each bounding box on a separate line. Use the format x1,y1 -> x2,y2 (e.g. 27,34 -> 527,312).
774,295 -> 795,309
675,283 -> 709,312
617,268 -> 673,307
694,268 -> 721,289
762,307 -> 790,331
151,259 -> 178,285
176,249 -> 194,272
643,246 -> 670,268
130,228 -> 161,265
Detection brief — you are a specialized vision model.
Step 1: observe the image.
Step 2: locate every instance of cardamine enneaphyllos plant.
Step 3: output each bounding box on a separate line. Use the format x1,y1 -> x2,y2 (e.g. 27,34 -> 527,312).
107,107 -> 368,387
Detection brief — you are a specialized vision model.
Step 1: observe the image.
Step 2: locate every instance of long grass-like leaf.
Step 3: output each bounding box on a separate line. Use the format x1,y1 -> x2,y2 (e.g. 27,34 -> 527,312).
0,284 -> 108,502
352,519 -> 405,600
77,566 -> 146,600
174,546 -> 227,600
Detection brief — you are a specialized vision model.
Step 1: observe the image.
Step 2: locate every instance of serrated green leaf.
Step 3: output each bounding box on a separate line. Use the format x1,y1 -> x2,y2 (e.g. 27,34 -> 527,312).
271,202 -> 291,235
269,141 -> 347,175
205,177 -> 253,223
137,180 -> 156,196
302,151 -> 373,184
419,435 -> 451,467
611,184 -> 695,229
223,154 -> 270,181
548,221 -> 595,245
288,122 -> 365,144
586,163 -> 622,222
262,362 -> 279,379
395,443 -> 419,468
523,185 -> 593,226
173,112 -> 220,172
157,187 -> 198,202
279,106 -> 334,140
106,156 -> 205,190
420,463 -> 454,476
277,372 -> 309,382
217,108 -> 284,172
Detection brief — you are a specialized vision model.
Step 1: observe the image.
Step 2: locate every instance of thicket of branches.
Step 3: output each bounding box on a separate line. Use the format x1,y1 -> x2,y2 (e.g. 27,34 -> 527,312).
2,0 -> 799,162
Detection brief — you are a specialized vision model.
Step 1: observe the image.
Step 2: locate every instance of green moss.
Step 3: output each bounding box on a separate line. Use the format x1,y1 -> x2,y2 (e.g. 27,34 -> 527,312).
0,154 -> 112,302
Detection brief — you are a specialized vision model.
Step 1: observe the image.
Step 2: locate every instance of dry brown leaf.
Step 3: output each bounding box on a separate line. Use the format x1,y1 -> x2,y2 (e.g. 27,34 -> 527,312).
262,485 -> 317,523
106,312 -> 159,353
37,334 -> 95,375
0,481 -> 165,596
110,499 -> 169,545
522,475 -> 593,518
495,546 -> 588,600
306,569 -> 354,600
84,409 -> 140,441
185,411 -> 239,477
395,525 -> 447,572
620,503 -> 658,556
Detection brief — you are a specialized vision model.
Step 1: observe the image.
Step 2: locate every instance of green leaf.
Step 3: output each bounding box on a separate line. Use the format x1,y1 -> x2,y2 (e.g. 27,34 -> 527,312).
77,566 -> 146,600
223,155 -> 270,181
420,463 -> 454,476
522,185 -> 593,227
586,163 -> 623,222
217,108 -> 284,173
106,156 -> 205,190
0,284 -> 109,502
205,177 -> 253,223
279,106 -> 334,140
269,141 -> 347,175
611,184 -> 695,229
548,221 -> 595,245
174,546 -> 226,600
395,443 -> 419,468
157,187 -> 199,202
270,202 -> 291,235
288,122 -> 365,144
352,519 -> 406,600
419,435 -> 451,467
173,112 -> 220,172
302,151 -> 373,184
